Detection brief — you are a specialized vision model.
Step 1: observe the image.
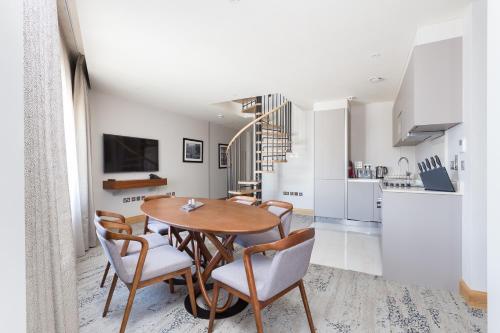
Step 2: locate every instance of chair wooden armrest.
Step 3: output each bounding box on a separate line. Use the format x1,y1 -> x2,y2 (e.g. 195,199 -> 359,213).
258,200 -> 293,218
111,232 -> 150,288
243,228 -> 314,258
96,210 -> 126,224
97,221 -> 148,257
99,220 -> 133,235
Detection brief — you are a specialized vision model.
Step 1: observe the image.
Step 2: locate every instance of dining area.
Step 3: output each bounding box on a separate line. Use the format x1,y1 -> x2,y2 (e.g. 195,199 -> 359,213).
91,195 -> 316,333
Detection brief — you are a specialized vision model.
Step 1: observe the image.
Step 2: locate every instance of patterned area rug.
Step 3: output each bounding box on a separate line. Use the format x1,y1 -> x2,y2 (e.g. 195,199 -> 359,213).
78,220 -> 486,332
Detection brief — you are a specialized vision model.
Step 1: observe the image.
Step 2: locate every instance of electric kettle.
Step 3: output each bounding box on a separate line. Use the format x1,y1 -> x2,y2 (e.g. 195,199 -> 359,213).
375,166 -> 388,179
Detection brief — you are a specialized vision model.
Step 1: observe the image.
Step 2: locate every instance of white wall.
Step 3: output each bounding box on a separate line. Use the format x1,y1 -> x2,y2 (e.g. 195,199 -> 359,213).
209,122 -> 236,199
460,0 -> 487,292
89,91 -> 228,217
0,0 -> 25,330
487,0 -> 500,328
414,136 -> 447,170
349,101 -> 416,175
262,104 -> 314,210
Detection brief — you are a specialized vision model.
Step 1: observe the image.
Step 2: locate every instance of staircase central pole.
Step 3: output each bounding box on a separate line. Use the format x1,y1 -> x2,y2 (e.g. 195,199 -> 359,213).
255,96 -> 263,202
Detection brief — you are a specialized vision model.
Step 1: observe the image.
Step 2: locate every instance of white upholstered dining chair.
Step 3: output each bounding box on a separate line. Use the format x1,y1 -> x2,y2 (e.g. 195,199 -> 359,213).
227,195 -> 257,206
143,194 -> 172,235
95,216 -> 197,333
96,210 -> 169,288
235,200 -> 293,247
208,228 -> 316,333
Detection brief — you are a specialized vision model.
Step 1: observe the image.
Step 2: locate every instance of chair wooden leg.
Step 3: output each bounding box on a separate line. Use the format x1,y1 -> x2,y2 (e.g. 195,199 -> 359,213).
208,282 -> 220,332
185,270 -> 198,318
169,279 -> 175,294
143,216 -> 149,234
250,296 -> 264,333
298,280 -> 315,333
100,262 -> 111,288
119,284 -> 138,333
103,273 -> 118,317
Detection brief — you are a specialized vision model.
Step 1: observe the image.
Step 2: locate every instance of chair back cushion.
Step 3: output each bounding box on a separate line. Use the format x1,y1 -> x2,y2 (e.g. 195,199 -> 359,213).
94,217 -> 130,282
267,206 -> 293,236
260,237 -> 315,300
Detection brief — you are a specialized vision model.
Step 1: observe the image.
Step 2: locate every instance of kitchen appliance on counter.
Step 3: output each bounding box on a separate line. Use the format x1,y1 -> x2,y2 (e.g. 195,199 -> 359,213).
383,176 -> 415,188
356,164 -> 373,179
354,161 -> 363,178
375,166 -> 388,179
418,155 -> 455,192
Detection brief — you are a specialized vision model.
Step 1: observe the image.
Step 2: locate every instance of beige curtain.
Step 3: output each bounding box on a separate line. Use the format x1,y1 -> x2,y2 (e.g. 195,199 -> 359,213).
24,0 -> 79,331
73,55 -> 96,255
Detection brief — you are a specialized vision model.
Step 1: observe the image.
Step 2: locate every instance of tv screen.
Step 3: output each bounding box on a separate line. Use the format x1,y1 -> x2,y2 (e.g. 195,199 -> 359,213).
103,134 -> 159,173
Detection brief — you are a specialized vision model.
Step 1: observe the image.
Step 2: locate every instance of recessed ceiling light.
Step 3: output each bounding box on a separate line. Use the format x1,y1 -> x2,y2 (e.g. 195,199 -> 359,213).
217,114 -> 224,119
369,76 -> 385,83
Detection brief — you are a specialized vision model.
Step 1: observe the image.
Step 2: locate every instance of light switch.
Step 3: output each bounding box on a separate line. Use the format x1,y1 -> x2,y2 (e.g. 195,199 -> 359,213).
459,138 -> 466,153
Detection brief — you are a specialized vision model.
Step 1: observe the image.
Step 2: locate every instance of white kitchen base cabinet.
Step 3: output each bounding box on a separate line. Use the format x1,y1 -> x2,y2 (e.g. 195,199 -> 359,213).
315,179 -> 345,219
347,180 -> 382,222
382,190 -> 461,291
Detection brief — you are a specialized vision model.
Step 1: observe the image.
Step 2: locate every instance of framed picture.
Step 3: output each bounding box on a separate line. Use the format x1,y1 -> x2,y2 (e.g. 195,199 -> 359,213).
183,138 -> 203,163
218,144 -> 228,168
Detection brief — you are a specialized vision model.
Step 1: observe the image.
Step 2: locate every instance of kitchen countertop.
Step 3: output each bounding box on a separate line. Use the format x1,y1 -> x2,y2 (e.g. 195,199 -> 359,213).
382,186 -> 463,196
347,178 -> 381,183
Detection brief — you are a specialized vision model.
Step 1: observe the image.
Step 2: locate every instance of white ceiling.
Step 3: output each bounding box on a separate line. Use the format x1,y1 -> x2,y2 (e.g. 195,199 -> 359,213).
75,0 -> 467,128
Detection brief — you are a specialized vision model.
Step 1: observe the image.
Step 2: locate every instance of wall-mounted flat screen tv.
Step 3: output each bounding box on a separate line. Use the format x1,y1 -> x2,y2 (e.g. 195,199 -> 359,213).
103,134 -> 159,173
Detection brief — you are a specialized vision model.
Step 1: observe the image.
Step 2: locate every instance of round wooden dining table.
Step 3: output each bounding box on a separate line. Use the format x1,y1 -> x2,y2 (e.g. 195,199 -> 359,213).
141,197 -> 280,319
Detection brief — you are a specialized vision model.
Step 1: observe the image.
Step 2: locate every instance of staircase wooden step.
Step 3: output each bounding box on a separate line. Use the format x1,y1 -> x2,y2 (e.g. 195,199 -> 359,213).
241,103 -> 262,114
262,124 -> 282,130
228,188 -> 262,195
261,131 -> 288,138
255,170 -> 274,174
256,150 -> 287,154
256,139 -> 288,143
256,160 -> 287,163
238,180 -> 261,186
233,97 -> 257,104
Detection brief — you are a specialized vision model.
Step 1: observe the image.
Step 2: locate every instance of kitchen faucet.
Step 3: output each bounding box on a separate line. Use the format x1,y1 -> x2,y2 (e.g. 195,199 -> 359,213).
398,156 -> 411,177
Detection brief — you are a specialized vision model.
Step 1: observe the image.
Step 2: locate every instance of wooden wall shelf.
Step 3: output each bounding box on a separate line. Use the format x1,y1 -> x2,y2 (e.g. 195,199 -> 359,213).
103,178 -> 167,190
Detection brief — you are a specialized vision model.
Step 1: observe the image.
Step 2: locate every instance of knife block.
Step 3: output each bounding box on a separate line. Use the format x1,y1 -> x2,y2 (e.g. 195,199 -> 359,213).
419,167 -> 455,192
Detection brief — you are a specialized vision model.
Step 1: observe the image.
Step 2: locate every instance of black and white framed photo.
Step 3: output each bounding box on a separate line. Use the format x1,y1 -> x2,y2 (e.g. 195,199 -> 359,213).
183,138 -> 203,163
218,144 -> 228,168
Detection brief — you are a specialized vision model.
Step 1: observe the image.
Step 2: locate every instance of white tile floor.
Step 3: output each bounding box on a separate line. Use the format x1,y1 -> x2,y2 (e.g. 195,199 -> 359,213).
309,219 -> 383,276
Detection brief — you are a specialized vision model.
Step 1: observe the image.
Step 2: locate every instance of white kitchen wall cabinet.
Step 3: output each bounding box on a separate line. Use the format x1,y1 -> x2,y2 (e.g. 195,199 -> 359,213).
393,37 -> 463,146
314,107 -> 347,219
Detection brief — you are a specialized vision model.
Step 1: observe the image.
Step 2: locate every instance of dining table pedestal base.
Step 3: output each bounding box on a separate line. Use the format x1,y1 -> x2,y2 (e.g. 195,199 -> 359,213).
183,283 -> 248,319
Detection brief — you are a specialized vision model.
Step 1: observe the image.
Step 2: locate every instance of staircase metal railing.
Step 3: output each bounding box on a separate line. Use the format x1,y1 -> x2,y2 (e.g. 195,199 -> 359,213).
226,94 -> 292,203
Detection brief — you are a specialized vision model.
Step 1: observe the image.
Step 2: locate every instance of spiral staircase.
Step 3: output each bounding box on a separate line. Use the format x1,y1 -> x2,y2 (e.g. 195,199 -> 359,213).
226,94 -> 292,203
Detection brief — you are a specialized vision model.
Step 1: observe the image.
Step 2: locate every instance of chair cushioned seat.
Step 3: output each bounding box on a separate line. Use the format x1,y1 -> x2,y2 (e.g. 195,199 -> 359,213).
147,219 -> 170,235
115,233 -> 168,255
212,254 -> 273,301
121,245 -> 192,284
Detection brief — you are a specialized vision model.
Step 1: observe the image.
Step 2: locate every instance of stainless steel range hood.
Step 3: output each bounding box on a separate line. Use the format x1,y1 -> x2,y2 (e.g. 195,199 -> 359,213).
397,130 -> 445,146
